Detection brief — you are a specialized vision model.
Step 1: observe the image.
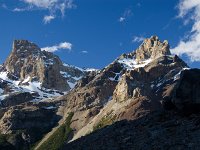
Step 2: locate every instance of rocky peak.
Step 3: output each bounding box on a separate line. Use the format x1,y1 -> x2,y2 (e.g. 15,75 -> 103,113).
4,40 -> 64,78
12,40 -> 41,56
116,36 -> 172,71
4,40 -> 43,79
135,36 -> 171,62
1,40 -> 86,96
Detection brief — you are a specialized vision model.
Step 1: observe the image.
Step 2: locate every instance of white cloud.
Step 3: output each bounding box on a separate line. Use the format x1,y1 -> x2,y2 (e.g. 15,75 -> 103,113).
132,36 -> 145,43
43,15 -> 55,24
22,0 -> 57,8
13,8 -> 27,12
119,17 -> 125,22
118,8 -> 133,23
41,42 -> 72,52
81,51 -> 88,54
171,0 -> 200,62
12,0 -> 76,23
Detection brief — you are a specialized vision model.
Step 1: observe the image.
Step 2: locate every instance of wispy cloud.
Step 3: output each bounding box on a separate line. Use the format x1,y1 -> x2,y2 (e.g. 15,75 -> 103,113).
10,0 -> 76,24
171,0 -> 200,62
1,4 -> 8,9
41,42 -> 72,52
137,3 -> 141,7
43,15 -> 55,24
132,36 -> 145,43
118,8 -> 133,23
13,7 -> 28,12
81,51 -> 88,54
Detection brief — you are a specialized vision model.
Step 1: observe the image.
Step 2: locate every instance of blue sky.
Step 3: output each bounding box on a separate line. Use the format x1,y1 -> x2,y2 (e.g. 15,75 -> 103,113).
0,0 -> 200,69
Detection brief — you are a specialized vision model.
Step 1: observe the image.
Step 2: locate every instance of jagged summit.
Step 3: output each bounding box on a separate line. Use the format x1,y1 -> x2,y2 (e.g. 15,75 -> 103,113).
12,40 -> 40,53
0,40 -> 87,100
4,40 -> 68,90
135,35 -> 171,61
119,36 -> 171,60
117,36 -> 174,70
4,40 -> 62,79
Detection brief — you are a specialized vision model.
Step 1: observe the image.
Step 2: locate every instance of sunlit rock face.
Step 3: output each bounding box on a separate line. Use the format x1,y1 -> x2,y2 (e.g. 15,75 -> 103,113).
135,35 -> 171,62
4,40 -> 72,91
0,40 -> 89,101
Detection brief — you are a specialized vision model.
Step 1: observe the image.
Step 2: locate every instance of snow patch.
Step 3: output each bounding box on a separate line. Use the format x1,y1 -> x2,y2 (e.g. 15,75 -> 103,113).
0,94 -> 8,100
174,67 -> 190,81
67,81 -> 76,89
43,106 -> 56,110
22,76 -> 31,83
118,58 -> 152,70
109,77 -> 115,81
0,88 -> 3,95
0,71 -> 62,100
84,68 -> 99,72
156,83 -> 162,87
0,72 -> 11,82
63,63 -> 98,73
60,71 -> 70,78
108,72 -> 121,82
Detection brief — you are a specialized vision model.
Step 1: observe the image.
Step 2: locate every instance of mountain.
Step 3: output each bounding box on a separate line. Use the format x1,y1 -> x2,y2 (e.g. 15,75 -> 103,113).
0,40 -> 94,103
54,36 -> 187,141
63,69 -> 200,150
0,40 -> 95,149
61,37 -> 199,149
0,36 -> 199,150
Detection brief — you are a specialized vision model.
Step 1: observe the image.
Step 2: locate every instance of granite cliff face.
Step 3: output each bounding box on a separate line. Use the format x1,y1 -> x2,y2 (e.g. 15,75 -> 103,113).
0,36 -> 199,150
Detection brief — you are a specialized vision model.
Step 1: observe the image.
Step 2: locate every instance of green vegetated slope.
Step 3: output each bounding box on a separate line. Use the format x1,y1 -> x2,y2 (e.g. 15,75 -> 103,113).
37,112 -> 74,150
0,134 -> 15,150
93,112 -> 117,131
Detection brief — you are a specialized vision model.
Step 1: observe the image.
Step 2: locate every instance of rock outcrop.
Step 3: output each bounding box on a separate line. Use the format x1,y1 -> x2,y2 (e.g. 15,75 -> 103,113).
0,103 -> 60,149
